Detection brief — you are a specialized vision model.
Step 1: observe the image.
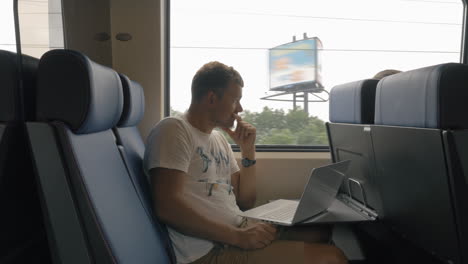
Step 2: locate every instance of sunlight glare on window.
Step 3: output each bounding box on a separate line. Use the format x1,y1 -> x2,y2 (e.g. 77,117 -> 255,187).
170,0 -> 463,146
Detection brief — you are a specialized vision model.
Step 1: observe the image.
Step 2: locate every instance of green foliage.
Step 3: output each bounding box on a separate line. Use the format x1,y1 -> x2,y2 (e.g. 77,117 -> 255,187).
170,107 -> 184,117
240,106 -> 328,146
258,129 -> 296,144
286,108 -> 309,133
296,124 -> 327,145
170,106 -> 328,146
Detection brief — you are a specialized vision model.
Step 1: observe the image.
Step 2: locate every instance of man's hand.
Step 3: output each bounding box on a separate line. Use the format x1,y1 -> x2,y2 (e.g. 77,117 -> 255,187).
221,114 -> 256,154
232,222 -> 277,249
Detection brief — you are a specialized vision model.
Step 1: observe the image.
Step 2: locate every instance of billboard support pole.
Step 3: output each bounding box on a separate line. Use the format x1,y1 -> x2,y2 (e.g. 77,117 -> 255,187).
293,93 -> 297,109
304,92 -> 309,114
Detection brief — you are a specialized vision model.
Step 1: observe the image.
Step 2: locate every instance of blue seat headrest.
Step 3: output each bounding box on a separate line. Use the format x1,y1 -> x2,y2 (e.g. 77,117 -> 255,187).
117,74 -> 145,127
375,63 -> 468,129
0,50 -> 39,122
36,49 -> 123,134
329,79 -> 379,124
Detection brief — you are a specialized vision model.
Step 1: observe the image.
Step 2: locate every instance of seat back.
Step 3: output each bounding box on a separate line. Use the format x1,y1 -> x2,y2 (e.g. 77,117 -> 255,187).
0,50 -> 50,263
115,74 -> 175,262
115,74 -> 151,211
327,79 -> 382,213
372,63 -> 468,264
28,49 -> 171,264
443,130 -> 468,264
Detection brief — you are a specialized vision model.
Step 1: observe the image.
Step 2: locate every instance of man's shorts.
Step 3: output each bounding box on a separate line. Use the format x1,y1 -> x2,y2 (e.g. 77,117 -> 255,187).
190,218 -> 311,264
190,239 -> 305,264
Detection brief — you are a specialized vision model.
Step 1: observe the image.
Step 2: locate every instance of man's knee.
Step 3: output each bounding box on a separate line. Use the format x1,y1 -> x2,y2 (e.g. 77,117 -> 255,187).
304,243 -> 348,264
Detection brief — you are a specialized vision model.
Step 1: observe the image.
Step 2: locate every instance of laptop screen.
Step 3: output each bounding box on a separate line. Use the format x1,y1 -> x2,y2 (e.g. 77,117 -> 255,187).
293,160 -> 349,223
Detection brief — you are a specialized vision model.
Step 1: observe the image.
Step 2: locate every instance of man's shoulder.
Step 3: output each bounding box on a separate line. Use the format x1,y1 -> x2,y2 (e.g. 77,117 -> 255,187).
154,115 -> 188,130
147,116 -> 191,140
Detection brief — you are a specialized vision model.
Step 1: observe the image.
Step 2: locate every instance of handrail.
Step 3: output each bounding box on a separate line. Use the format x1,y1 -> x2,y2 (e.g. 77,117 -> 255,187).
13,0 -> 25,121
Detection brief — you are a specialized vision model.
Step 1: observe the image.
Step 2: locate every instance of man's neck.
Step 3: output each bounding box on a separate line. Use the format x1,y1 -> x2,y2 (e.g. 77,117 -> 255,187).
186,105 -> 215,134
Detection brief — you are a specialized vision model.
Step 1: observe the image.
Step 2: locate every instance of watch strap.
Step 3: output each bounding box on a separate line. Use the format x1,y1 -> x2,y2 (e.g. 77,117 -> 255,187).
241,157 -> 256,167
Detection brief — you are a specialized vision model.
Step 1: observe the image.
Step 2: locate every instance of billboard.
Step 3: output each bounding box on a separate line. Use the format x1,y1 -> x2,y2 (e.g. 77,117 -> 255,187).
269,37 -> 323,92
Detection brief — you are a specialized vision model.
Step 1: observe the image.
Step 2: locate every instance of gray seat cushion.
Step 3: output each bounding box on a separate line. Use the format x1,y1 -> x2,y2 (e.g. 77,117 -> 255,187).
329,79 -> 379,124
375,63 -> 468,129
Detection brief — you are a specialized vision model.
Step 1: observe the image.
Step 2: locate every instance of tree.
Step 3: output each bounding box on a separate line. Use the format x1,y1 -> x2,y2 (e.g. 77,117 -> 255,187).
170,107 -> 184,117
171,106 -> 329,146
258,129 -> 296,145
296,124 -> 328,145
239,107 -> 328,145
285,108 -> 309,133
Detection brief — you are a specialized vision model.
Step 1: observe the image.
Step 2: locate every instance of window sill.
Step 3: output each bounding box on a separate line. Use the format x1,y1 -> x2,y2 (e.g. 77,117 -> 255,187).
233,150 -> 331,160
231,145 -> 330,153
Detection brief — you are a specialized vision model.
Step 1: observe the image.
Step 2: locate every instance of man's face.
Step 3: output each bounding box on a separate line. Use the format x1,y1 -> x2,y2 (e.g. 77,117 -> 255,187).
213,81 -> 243,128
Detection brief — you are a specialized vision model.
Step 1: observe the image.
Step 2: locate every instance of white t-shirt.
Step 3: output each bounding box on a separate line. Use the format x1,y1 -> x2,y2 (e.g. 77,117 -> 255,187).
143,115 -> 242,264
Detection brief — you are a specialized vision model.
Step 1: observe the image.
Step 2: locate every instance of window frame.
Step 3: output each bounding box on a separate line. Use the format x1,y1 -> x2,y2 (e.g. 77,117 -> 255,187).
165,0 -> 468,152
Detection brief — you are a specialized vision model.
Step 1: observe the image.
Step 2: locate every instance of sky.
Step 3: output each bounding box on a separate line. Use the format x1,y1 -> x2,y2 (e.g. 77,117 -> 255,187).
170,0 -> 463,121
0,0 -> 463,121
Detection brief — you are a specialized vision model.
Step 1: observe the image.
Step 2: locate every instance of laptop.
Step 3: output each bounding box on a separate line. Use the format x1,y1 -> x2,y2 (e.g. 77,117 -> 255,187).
240,160 -> 350,226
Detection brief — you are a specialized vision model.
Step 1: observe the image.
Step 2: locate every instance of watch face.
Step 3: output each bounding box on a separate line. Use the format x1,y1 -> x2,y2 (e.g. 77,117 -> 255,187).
242,158 -> 255,167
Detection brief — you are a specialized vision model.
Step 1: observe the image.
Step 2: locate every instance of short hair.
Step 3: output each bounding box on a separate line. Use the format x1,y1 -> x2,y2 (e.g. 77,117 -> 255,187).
373,69 -> 402,80
191,61 -> 244,103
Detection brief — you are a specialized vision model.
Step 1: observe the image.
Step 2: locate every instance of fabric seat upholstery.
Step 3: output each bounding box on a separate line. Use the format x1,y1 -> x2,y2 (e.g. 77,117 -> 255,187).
0,50 -> 50,262
329,79 -> 379,124
115,73 -> 176,263
28,49 -> 171,264
371,62 -> 468,263
374,63 -> 468,129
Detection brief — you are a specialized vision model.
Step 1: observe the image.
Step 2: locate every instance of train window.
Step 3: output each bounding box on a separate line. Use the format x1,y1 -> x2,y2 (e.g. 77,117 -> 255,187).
0,0 -> 65,58
169,0 -> 463,149
1,1 -> 16,52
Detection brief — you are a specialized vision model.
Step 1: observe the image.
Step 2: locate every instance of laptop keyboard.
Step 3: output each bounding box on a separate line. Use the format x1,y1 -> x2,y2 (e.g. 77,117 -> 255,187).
260,203 -> 297,221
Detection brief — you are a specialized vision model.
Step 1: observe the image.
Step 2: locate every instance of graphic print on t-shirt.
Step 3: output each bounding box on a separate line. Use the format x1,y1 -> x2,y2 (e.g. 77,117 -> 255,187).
196,147 -> 212,172
195,146 -> 233,196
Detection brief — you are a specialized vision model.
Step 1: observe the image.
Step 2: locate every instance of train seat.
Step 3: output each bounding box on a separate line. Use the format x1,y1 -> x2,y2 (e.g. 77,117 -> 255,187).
329,79 -> 379,124
372,63 -> 468,264
327,75 -> 449,264
327,79 -> 382,262
114,73 -> 175,262
0,50 -> 50,263
375,63 -> 468,129
27,49 -> 172,263
327,79 -> 382,212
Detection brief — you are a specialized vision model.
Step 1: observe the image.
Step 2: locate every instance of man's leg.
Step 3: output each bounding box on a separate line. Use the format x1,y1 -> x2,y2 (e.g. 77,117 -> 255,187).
190,219 -> 347,264
303,242 -> 348,264
279,224 -> 333,243
190,244 -> 249,264
191,240 -> 347,264
249,240 -> 347,264
278,224 -> 348,263
249,219 -> 347,264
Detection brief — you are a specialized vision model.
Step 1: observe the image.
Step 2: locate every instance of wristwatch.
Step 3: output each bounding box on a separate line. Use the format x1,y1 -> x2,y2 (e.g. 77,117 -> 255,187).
241,157 -> 256,168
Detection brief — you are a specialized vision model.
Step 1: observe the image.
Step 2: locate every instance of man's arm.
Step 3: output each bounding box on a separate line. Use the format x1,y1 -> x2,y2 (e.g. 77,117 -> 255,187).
150,167 -> 275,249
223,114 -> 257,210
231,146 -> 256,210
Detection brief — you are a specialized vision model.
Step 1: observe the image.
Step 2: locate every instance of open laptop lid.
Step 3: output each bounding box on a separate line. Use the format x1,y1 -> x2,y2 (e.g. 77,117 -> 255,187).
292,160 -> 350,223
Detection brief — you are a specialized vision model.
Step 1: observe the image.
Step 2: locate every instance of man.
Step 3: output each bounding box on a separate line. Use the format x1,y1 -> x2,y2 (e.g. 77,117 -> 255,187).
144,61 -> 347,264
